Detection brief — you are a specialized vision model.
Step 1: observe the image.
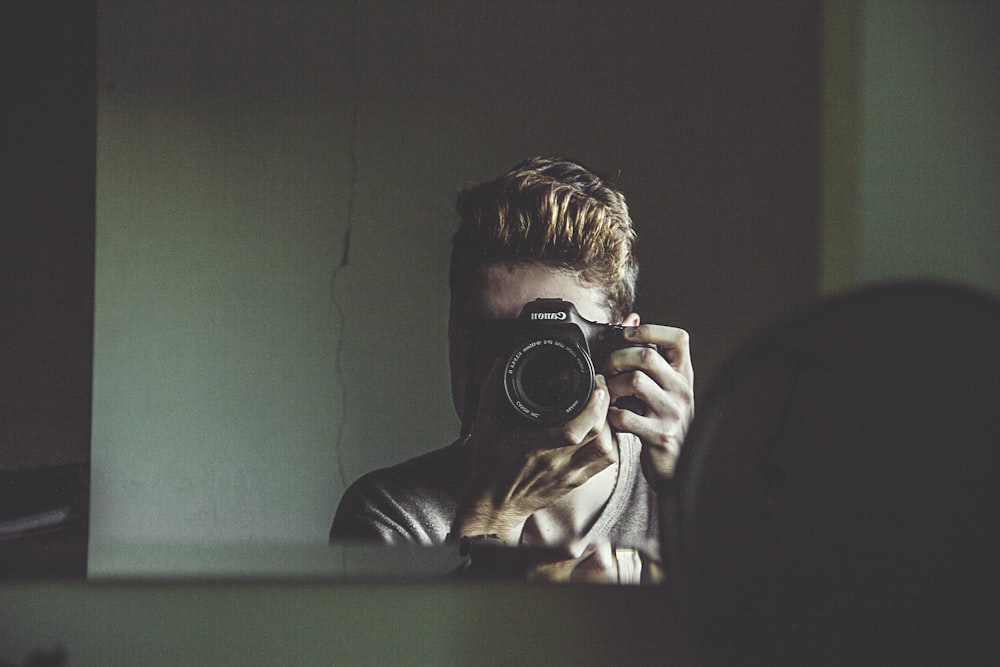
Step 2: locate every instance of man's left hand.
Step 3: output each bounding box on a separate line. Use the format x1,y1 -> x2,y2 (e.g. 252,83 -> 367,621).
605,324 -> 694,486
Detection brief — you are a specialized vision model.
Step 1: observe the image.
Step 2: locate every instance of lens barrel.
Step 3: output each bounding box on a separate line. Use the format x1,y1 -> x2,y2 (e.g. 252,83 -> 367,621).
503,337 -> 595,425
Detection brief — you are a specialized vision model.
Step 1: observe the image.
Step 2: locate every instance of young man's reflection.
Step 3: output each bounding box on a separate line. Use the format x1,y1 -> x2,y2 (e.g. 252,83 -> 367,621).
331,158 -> 694,582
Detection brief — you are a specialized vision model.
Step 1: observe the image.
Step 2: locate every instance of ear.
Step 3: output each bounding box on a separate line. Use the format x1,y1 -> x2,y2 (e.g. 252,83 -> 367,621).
622,312 -> 640,326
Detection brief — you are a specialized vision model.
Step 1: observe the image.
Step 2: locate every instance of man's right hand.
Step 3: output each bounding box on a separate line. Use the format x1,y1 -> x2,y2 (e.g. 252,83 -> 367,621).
451,360 -> 618,544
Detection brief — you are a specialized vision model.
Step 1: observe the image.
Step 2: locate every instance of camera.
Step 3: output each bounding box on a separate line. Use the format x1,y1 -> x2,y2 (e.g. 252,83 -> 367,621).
465,298 -> 653,426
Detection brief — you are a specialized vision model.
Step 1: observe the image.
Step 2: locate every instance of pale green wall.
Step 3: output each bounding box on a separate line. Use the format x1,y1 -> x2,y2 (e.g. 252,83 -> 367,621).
824,0 -> 999,295
860,0 -> 999,293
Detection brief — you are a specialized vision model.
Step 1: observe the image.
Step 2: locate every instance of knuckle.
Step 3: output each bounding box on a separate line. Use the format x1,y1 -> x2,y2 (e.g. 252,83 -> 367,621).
654,431 -> 671,450
608,404 -> 631,428
638,347 -> 659,366
673,382 -> 694,407
654,432 -> 681,457
556,427 -> 583,448
604,353 -> 623,373
682,388 -> 695,407
627,371 -> 645,393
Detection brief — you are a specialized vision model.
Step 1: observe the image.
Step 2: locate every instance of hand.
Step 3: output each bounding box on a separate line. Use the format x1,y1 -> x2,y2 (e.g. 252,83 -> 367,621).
524,542 -> 666,584
453,360 -> 618,544
605,324 -> 694,486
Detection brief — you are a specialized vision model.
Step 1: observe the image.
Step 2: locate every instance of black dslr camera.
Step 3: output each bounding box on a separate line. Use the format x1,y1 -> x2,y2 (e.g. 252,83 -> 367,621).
462,298 -> 653,431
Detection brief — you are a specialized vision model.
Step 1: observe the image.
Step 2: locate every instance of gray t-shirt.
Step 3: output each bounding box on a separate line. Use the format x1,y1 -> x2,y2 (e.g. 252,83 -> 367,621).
330,433 -> 661,555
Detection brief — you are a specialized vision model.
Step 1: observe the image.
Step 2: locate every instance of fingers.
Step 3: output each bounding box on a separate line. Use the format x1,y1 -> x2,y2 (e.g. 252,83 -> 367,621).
523,543 -> 664,584
622,324 -> 694,387
561,376 -> 616,480
605,344 -> 674,389
524,543 -> 620,584
605,371 -> 688,481
570,543 -> 619,584
558,374 -> 610,447
605,323 -> 694,435
603,326 -> 693,427
606,369 -> 693,429
568,420 -> 617,479
603,324 -> 695,486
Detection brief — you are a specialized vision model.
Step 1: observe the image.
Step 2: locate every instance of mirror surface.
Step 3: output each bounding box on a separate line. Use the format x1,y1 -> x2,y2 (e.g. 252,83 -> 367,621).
90,0 -> 823,579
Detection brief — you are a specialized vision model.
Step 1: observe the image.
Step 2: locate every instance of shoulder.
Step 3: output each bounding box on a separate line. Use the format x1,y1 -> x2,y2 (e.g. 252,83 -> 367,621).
330,441 -> 468,545
348,441 -> 467,506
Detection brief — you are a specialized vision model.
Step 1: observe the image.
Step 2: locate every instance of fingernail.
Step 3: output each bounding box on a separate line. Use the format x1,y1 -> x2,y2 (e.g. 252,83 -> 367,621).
625,326 -> 640,338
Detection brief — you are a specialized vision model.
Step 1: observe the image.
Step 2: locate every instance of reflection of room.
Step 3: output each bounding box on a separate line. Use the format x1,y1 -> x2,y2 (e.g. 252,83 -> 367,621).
3,0 -> 999,663
90,0 -> 829,576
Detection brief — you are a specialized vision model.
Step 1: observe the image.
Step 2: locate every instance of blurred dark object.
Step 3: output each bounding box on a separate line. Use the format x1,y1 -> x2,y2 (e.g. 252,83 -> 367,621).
668,282 -> 1000,665
0,463 -> 88,578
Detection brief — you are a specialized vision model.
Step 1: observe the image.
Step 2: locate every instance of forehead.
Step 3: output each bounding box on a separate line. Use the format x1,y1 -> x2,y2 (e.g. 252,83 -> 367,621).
451,262 -> 611,323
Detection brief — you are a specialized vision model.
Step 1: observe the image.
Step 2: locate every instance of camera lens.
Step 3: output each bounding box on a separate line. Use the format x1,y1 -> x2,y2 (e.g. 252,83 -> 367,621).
504,339 -> 594,424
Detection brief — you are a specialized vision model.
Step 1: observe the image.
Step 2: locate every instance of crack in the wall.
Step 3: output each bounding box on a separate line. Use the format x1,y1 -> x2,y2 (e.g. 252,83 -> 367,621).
330,0 -> 362,495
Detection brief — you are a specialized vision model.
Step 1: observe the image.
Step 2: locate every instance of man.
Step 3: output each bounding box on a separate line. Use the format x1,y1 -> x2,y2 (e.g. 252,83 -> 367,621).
331,157 -> 694,569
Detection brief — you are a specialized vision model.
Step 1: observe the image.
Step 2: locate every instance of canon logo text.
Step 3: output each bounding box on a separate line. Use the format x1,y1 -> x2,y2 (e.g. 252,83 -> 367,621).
530,312 -> 567,321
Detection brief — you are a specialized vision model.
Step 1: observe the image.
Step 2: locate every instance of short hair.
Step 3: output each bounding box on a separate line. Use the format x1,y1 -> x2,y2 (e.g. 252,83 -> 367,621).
449,157 -> 639,322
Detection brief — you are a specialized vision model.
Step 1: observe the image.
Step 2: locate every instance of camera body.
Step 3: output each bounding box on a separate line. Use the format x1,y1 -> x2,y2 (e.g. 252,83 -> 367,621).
466,298 -> 652,426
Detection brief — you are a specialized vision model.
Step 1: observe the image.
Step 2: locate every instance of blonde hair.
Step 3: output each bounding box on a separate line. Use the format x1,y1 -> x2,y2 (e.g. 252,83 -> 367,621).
450,157 -> 639,322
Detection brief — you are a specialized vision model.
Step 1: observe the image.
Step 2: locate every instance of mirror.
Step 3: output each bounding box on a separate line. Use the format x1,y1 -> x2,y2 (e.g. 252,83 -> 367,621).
89,0 -> 824,579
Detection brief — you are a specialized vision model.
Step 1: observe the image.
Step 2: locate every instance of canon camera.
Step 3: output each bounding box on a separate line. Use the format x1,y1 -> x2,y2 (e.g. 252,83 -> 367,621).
465,298 -> 653,427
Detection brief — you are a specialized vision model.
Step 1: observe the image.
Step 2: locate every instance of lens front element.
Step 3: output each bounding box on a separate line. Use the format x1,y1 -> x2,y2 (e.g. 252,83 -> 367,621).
504,338 -> 595,424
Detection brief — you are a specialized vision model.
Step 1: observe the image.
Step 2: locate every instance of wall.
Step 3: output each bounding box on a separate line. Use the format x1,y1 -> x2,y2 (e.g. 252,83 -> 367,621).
823,0 -> 1000,295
